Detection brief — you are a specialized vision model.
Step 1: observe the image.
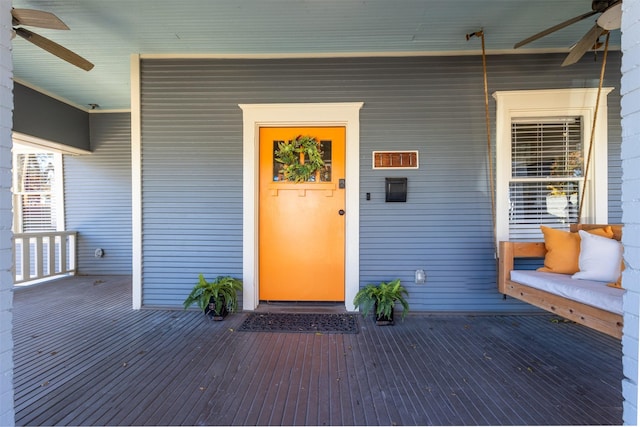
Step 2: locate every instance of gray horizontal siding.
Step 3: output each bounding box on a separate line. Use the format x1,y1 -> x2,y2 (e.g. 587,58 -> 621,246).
64,113 -> 132,274
607,110 -> 623,224
140,64 -> 243,307
140,53 -> 622,310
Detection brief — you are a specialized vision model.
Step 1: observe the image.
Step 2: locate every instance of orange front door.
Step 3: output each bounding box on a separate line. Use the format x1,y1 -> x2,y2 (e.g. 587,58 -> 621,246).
259,127 -> 345,301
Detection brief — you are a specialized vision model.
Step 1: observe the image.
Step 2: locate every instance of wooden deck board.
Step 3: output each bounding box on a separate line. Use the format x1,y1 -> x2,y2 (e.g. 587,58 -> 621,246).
13,275 -> 624,426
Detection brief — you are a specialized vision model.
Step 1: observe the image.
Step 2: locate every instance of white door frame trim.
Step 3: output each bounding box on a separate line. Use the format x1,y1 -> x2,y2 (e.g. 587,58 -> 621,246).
239,102 -> 363,311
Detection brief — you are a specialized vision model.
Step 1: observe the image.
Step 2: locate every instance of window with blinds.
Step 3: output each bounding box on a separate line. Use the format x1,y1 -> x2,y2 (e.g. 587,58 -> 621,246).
13,153 -> 57,232
508,117 -> 583,240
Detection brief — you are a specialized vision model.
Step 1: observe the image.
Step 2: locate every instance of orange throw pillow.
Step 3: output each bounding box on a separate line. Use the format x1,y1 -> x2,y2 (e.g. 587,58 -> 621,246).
537,225 -> 614,274
608,262 -> 625,289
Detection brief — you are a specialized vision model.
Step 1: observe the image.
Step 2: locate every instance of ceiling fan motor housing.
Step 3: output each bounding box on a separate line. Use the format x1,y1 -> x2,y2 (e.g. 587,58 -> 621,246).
592,0 -> 616,11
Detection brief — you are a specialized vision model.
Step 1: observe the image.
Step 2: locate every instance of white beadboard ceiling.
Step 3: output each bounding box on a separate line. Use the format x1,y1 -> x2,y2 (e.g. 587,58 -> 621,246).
10,0 -> 623,111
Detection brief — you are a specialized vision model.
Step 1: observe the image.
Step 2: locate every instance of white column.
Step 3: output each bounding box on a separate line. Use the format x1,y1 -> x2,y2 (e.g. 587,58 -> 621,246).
0,0 -> 15,424
620,1 -> 640,424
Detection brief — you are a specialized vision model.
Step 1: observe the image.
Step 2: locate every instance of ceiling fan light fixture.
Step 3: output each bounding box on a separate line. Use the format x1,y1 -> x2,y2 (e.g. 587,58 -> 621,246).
597,2 -> 622,30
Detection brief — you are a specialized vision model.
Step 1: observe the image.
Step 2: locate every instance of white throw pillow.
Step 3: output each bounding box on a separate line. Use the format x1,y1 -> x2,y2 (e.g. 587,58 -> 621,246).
572,230 -> 623,282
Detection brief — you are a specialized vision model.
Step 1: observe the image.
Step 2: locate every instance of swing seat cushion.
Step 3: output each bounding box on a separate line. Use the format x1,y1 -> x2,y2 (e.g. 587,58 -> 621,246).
509,270 -> 624,315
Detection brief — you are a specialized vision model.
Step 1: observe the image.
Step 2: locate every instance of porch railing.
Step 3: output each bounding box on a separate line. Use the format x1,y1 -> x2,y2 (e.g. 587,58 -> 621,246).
13,231 -> 77,284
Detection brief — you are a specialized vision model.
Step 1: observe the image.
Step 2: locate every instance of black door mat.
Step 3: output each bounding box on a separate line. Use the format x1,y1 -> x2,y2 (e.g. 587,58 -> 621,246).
238,312 -> 359,334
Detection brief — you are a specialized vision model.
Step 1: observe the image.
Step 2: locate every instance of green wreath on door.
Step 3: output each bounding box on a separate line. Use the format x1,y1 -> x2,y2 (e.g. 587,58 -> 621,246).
274,135 -> 324,182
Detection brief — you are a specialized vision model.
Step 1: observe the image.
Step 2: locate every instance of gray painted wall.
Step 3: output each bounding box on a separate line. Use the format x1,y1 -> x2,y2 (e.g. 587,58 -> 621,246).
64,113 -> 132,274
139,53 -> 622,310
13,83 -> 90,151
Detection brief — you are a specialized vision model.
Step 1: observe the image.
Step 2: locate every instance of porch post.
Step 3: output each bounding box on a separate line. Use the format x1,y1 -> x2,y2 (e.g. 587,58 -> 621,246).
620,2 -> 640,423
131,55 -> 142,309
0,1 -> 15,424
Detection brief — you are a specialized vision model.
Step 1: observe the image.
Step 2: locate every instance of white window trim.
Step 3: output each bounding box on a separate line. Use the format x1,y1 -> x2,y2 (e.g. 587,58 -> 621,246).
12,132 -> 91,155
494,88 -> 612,244
239,102 -> 363,311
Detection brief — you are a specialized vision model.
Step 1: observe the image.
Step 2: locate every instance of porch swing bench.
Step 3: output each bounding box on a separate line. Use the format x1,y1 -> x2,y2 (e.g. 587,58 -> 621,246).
498,224 -> 624,339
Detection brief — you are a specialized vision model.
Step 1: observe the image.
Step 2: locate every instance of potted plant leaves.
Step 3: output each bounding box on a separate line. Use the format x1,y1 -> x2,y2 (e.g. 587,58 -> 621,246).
353,278 -> 409,325
183,274 -> 243,320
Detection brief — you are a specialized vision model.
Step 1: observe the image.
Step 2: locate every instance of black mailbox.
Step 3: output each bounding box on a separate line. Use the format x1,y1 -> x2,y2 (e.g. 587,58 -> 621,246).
385,177 -> 407,202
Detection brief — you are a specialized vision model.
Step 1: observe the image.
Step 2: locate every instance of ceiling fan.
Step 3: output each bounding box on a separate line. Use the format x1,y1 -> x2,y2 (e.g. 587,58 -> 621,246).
11,8 -> 94,71
513,0 -> 622,67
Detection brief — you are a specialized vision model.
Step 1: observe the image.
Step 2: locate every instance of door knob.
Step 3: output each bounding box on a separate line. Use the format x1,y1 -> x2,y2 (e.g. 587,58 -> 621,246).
338,209 -> 345,216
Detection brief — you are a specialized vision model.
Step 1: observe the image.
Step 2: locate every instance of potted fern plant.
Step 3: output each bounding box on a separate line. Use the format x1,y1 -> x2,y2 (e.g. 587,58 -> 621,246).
183,274 -> 243,320
353,278 -> 409,325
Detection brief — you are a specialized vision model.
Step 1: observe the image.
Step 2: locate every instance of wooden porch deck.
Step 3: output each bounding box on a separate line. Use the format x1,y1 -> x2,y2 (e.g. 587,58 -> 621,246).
13,276 -> 623,426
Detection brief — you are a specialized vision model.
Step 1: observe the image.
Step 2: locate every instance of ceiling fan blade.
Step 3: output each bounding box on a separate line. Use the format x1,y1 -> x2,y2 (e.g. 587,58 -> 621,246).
14,28 -> 94,71
561,24 -> 607,67
11,8 -> 69,30
514,10 -> 598,49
